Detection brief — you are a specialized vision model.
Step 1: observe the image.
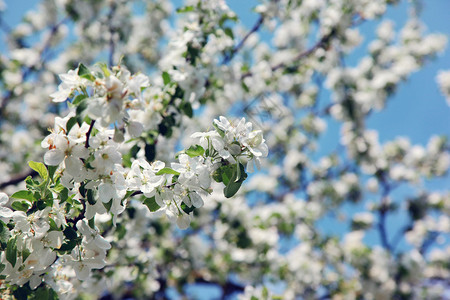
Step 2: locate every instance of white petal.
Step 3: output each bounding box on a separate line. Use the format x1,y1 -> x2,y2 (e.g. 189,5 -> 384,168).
128,121 -> 144,138
29,275 -> 42,290
190,192 -> 204,208
0,192 -> 9,205
65,156 -> 82,177
73,262 -> 90,281
44,149 -> 65,166
94,235 -> 111,250
98,183 -> 115,203
72,145 -> 89,159
0,207 -> 13,218
176,214 -> 190,230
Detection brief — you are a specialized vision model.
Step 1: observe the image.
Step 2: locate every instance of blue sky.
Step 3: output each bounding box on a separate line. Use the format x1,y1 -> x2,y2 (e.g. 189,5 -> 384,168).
3,0 -> 449,146
1,0 -> 449,298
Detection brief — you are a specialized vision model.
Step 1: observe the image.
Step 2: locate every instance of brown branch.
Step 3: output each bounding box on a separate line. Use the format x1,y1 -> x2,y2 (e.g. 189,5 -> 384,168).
0,18 -> 67,117
85,120 -> 96,148
377,172 -> 393,252
107,2 -> 117,67
0,170 -> 37,190
222,15 -> 264,64
241,28 -> 337,79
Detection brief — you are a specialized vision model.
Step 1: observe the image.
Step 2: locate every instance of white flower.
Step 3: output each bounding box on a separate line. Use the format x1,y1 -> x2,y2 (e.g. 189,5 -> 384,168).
127,121 -> 144,138
13,209 -> 50,239
69,257 -> 105,281
76,219 -> 111,250
176,213 -> 191,230
92,145 -> 122,173
241,130 -> 268,158
172,154 -> 211,189
50,69 -> 88,103
126,73 -> 149,97
1,248 -> 56,289
188,191 -> 204,208
0,192 -> 13,223
127,159 -> 165,197
190,130 -> 219,149
437,70 -> 450,105
40,231 -> 64,249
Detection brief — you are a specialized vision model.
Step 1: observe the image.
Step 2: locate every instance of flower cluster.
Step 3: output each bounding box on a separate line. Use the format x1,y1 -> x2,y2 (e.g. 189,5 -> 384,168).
0,63 -> 267,295
0,0 -> 448,299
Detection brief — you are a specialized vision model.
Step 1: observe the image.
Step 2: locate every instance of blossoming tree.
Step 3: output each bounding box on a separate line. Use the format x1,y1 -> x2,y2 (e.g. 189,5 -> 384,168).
0,0 -> 449,299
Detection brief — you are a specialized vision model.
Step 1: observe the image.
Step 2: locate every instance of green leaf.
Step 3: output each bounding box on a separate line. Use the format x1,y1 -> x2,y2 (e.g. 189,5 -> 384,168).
29,161 -> 48,181
57,239 -> 77,253
71,94 -> 87,106
224,163 -> 247,198
88,217 -> 95,229
96,62 -> 111,77
11,201 -> 31,212
156,168 -> 180,176
181,202 -> 195,214
180,101 -> 193,118
116,223 -> 127,240
103,199 -> 113,211
36,200 -> 46,210
13,285 -> 32,300
66,117 -> 78,133
21,248 -> 31,262
63,227 -> 78,240
224,180 -> 244,198
235,161 -> 242,182
51,183 -> 65,193
0,221 -> 10,247
11,190 -> 35,202
185,144 -> 205,157
59,187 -> 69,203
6,237 -> 17,267
143,196 -> 161,212
48,165 -> 58,182
176,5 -> 194,13
87,189 -> 95,205
48,218 -> 59,231
212,122 -> 225,138
25,176 -> 40,190
77,63 -> 95,81
213,164 -> 234,185
34,286 -> 50,300
145,143 -> 156,162
75,97 -> 88,119
224,27 -> 234,39
162,71 -> 171,85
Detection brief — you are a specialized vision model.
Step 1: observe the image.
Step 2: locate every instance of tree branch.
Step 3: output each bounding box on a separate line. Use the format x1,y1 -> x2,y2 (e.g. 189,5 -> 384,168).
241,28 -> 336,79
85,120 -> 96,148
0,170 -> 36,190
107,2 -> 117,67
377,172 -> 393,252
222,15 -> 264,65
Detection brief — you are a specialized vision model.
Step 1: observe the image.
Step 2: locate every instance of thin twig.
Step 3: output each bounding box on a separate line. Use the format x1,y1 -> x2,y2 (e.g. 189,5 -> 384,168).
391,224 -> 413,253
241,28 -> 336,79
419,231 -> 439,255
222,15 -> 264,65
377,172 -> 393,252
0,18 -> 67,117
107,2 -> 117,67
85,120 -> 96,148
67,199 -> 86,225
0,170 -> 36,190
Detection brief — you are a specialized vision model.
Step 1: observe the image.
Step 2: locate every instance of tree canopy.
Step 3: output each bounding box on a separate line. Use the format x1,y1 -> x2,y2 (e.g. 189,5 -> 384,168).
0,0 -> 449,299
